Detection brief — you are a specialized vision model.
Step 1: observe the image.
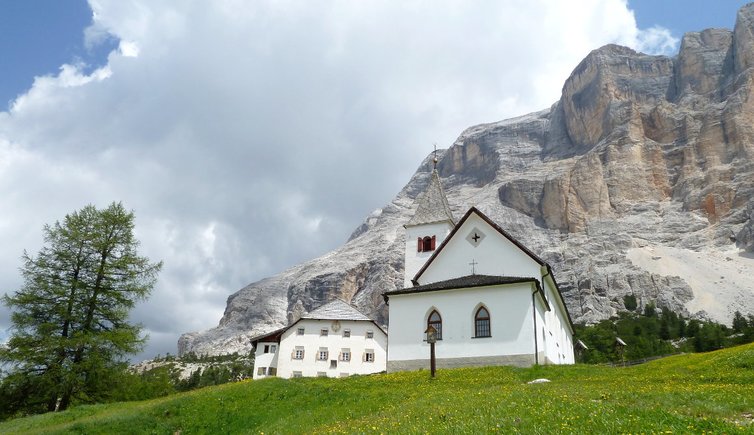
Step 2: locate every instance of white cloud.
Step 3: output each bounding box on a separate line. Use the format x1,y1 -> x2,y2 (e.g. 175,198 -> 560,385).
119,40 -> 140,57
0,0 -> 680,360
634,25 -> 680,55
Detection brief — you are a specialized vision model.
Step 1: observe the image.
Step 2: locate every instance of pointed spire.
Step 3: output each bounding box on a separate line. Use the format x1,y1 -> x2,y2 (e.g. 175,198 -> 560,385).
406,167 -> 455,227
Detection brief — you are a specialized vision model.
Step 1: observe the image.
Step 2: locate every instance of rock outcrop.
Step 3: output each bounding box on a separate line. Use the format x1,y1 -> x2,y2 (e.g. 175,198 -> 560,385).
179,5 -> 754,356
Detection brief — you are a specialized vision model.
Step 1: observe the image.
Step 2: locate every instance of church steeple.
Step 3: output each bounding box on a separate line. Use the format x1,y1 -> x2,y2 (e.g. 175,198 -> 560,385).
405,169 -> 455,228
403,154 -> 455,287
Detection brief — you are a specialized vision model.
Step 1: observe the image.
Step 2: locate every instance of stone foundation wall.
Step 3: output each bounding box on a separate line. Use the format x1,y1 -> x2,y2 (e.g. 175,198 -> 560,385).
387,353 -> 536,373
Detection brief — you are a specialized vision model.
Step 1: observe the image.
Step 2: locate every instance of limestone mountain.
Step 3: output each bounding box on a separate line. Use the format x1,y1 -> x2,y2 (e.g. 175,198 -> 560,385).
179,4 -> 754,357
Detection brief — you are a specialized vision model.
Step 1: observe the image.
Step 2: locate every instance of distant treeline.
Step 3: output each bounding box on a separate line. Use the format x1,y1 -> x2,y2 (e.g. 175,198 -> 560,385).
574,295 -> 754,363
1,352 -> 254,420
116,352 -> 256,401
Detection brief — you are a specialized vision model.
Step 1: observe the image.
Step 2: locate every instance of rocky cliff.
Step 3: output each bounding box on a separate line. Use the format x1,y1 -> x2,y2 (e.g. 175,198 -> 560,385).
179,5 -> 754,356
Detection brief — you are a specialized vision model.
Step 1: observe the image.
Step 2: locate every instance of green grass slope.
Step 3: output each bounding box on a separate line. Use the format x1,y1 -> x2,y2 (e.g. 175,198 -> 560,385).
2,343 -> 753,434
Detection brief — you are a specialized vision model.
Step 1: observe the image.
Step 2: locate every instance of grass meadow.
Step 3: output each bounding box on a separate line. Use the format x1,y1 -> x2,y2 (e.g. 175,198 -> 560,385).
1,342 -> 753,434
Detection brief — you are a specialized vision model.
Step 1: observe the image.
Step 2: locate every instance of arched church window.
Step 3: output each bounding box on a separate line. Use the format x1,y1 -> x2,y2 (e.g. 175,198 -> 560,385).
428,310 -> 442,340
474,306 -> 491,338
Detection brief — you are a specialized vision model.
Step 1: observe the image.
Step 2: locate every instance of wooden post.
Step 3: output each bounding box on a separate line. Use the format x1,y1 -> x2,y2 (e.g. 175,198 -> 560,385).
430,341 -> 436,378
425,324 -> 437,378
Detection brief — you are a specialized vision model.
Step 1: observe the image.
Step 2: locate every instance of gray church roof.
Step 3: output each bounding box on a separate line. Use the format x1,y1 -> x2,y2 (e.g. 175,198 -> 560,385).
301,299 -> 372,321
384,275 -> 539,297
405,169 -> 455,227
250,300 -> 378,346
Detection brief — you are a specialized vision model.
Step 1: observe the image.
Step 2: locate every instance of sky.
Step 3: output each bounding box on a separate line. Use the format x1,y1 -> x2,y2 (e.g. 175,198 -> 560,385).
0,0 -> 750,361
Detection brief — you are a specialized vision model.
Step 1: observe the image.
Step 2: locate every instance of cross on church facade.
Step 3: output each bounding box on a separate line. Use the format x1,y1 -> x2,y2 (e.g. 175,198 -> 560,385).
469,259 -> 478,275
472,232 -> 481,242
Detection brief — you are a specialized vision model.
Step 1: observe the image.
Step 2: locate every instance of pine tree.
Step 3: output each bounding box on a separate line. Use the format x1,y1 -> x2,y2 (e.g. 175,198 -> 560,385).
643,302 -> 657,317
732,311 -> 747,333
659,317 -> 671,340
0,203 -> 161,415
677,318 -> 687,338
623,294 -> 638,311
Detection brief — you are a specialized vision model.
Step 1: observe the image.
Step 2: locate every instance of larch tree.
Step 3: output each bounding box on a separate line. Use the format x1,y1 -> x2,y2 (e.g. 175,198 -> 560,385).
0,202 -> 162,415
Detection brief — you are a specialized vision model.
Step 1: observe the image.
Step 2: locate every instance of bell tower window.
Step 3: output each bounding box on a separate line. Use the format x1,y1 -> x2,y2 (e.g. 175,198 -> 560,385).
417,235 -> 436,252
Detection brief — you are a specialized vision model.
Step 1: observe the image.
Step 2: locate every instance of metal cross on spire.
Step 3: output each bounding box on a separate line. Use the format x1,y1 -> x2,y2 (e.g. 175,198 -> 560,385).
432,143 -> 438,170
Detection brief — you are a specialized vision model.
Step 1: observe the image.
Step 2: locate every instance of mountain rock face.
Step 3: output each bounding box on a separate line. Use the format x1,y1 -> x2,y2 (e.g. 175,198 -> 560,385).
179,5 -> 754,356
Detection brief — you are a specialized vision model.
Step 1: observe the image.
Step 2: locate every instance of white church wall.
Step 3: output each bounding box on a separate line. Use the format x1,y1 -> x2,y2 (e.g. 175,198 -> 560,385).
534,296 -> 548,364
542,276 -> 575,364
404,221 -> 453,287
417,214 -> 542,286
387,283 -> 537,370
275,319 -> 387,379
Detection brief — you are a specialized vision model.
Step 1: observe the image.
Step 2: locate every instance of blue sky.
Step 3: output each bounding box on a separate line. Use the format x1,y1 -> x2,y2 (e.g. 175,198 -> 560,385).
630,0 -> 746,36
0,1 -> 116,108
0,1 -> 751,360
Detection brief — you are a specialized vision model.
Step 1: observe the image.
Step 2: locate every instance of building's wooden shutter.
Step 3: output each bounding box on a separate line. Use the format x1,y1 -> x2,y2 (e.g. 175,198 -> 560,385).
291,350 -> 295,359
417,237 -> 422,252
431,235 -> 436,250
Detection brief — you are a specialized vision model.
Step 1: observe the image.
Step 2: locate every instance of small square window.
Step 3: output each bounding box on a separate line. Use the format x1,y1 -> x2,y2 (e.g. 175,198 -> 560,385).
318,350 -> 329,361
293,371 -> 302,378
343,329 -> 351,338
330,360 -> 337,369
364,351 -> 375,362
320,329 -> 329,336
257,367 -> 266,375
340,350 -> 351,362
263,344 -> 270,353
297,328 -> 305,335
317,372 -> 327,378
339,373 -> 349,378
366,330 -> 374,339
293,348 -> 304,359
270,344 -> 277,353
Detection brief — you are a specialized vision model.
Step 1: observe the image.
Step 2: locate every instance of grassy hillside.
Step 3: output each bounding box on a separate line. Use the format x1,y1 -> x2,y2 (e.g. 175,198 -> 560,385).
2,343 -> 753,434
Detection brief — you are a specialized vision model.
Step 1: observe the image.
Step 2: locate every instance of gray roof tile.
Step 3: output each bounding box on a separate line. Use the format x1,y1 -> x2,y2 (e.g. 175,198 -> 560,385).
301,299 -> 372,321
405,170 -> 455,227
384,275 -> 538,297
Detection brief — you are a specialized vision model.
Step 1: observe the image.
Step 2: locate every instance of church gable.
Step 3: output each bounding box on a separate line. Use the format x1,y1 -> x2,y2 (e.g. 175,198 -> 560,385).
413,207 -> 545,286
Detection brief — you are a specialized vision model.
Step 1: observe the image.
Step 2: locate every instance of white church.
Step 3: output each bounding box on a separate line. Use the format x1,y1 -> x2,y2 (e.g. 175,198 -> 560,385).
383,167 -> 575,371
250,163 -> 574,378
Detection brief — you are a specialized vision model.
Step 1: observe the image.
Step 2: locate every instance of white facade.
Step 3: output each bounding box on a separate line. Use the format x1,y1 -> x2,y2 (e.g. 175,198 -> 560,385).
540,274 -> 575,364
253,341 -> 280,377
404,221 -> 453,287
385,207 -> 575,372
387,282 -> 541,363
416,213 -> 542,285
252,315 -> 387,380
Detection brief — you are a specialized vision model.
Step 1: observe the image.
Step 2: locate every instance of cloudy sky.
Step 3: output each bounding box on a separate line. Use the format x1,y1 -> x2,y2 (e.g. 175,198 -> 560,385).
0,0 -> 749,361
